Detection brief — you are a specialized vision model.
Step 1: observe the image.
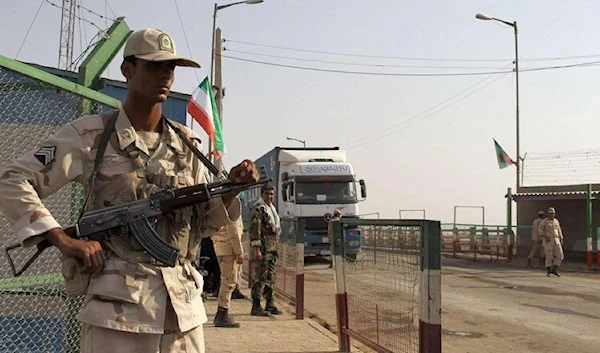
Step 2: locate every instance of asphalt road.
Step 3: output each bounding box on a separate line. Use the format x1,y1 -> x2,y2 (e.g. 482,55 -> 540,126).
302,255 -> 600,353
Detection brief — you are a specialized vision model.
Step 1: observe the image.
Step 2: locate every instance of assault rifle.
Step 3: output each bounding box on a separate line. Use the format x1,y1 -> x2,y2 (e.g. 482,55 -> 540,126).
4,168 -> 270,277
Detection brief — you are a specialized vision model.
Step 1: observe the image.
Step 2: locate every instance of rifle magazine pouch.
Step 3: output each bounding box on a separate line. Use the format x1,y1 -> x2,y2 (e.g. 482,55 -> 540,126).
60,254 -> 91,297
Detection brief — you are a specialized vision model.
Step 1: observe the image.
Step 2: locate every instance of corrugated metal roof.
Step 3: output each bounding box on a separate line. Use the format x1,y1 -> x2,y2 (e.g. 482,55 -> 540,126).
510,190 -> 599,200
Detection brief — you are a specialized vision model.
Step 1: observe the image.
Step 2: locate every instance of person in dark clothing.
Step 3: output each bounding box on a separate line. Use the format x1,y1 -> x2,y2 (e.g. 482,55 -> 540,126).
200,237 -> 221,296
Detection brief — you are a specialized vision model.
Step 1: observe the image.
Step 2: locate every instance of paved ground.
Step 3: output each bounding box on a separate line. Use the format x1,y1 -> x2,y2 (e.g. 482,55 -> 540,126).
202,285 -> 364,353
302,254 -> 600,353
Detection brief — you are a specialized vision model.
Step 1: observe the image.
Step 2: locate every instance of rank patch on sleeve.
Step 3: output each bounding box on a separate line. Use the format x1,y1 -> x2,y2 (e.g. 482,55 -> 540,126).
34,146 -> 56,166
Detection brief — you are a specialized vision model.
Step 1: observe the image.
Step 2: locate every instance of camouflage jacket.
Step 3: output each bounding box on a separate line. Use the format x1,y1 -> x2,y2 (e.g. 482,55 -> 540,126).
531,218 -> 543,241
248,202 -> 280,253
0,109 -> 241,333
539,218 -> 563,245
212,217 -> 244,257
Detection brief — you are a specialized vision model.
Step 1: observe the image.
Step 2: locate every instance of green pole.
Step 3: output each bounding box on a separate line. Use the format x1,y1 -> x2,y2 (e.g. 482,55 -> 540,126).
506,187 -> 513,262
587,184 -> 592,268
596,227 -> 600,269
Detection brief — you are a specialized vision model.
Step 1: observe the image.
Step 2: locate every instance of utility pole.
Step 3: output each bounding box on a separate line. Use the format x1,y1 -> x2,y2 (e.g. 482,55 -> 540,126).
214,27 -> 224,174
513,20 -> 520,190
58,0 -> 77,70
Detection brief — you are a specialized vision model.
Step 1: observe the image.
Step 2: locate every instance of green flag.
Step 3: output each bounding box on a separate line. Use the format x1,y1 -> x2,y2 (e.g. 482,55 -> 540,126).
493,139 -> 515,169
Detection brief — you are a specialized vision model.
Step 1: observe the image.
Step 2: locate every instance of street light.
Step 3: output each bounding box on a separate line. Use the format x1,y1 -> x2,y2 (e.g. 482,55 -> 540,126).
476,13 -> 520,189
210,0 -> 264,82
286,136 -> 306,148
208,0 -> 263,176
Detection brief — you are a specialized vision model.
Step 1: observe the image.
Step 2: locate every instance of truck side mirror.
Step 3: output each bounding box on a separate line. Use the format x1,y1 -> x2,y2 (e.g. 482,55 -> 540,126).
359,179 -> 367,199
282,188 -> 288,202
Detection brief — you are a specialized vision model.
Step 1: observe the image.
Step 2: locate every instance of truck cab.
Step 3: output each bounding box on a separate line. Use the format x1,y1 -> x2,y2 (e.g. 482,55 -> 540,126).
242,147 -> 366,259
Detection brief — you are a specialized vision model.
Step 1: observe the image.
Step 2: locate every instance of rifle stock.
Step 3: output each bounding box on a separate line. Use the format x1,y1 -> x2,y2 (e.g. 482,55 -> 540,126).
4,167 -> 270,276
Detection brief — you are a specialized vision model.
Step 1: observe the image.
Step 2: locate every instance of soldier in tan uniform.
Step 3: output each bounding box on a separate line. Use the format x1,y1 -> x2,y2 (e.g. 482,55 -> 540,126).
249,184 -> 282,316
212,217 -> 244,327
538,207 -> 564,277
0,28 -> 259,353
527,210 -> 545,268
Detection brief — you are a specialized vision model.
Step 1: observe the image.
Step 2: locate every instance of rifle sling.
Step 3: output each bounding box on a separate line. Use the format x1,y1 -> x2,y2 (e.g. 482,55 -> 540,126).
77,110 -> 119,222
163,117 -> 225,180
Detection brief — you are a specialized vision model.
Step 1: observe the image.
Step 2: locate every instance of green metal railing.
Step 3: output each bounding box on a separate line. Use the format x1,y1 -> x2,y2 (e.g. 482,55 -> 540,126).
440,223 -> 532,261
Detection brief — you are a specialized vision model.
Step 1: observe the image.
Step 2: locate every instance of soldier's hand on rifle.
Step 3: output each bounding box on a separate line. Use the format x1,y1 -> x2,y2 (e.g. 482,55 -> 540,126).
228,159 -> 259,184
45,228 -> 106,274
222,160 -> 260,206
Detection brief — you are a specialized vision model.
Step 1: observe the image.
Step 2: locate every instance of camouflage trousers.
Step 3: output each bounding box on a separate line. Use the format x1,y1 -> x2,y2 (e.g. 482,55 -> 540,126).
250,252 -> 277,303
544,242 -> 564,267
80,297 -> 204,353
217,255 -> 240,309
528,240 -> 544,260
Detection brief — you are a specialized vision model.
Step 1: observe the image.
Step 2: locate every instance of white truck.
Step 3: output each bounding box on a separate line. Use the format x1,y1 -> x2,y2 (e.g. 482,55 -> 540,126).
241,147 -> 367,258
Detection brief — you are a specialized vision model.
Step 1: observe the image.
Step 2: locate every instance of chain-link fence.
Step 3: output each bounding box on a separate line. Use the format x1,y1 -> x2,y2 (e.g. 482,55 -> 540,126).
332,219 -> 441,353
0,58 -> 119,353
275,218 -> 304,319
242,217 -> 305,319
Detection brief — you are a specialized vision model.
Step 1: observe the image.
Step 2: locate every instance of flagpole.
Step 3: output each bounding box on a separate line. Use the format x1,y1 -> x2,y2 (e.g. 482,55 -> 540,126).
214,27 -> 224,178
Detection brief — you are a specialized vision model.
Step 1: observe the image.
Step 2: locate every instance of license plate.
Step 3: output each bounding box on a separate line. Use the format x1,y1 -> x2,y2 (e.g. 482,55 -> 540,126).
322,237 -> 329,244
320,249 -> 331,255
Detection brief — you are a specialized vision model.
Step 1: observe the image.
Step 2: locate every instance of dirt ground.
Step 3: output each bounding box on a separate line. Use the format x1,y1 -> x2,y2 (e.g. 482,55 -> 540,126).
301,255 -> 600,353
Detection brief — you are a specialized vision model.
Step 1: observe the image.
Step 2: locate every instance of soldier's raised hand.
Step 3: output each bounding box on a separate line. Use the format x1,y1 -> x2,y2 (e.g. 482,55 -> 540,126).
228,159 -> 259,184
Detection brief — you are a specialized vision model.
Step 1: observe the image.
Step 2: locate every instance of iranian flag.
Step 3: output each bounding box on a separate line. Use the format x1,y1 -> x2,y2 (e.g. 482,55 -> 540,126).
493,138 -> 515,169
187,76 -> 225,158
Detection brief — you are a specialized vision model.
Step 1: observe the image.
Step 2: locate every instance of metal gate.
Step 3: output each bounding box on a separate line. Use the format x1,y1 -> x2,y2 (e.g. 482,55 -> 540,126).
331,219 -> 441,353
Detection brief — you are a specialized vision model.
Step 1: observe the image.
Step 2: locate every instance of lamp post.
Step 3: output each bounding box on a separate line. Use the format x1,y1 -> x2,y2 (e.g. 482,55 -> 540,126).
208,0 -> 263,176
476,13 -> 520,189
210,0 -> 263,83
286,136 -> 306,148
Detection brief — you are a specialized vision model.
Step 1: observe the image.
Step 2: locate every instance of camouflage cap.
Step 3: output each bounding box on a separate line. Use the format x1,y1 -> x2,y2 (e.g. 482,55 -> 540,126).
124,28 -> 200,68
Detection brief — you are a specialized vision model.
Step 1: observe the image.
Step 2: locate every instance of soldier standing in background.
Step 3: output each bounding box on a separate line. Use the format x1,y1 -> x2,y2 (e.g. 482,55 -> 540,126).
527,210 -> 545,268
212,219 -> 245,328
249,184 -> 282,316
539,207 -> 564,277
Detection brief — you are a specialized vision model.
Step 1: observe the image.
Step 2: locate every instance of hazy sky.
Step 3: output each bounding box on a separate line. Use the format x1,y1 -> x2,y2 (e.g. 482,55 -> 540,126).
4,0 -> 600,225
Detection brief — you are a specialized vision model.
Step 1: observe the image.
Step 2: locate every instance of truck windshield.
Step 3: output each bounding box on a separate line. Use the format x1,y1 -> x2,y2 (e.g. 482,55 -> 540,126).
295,181 -> 357,204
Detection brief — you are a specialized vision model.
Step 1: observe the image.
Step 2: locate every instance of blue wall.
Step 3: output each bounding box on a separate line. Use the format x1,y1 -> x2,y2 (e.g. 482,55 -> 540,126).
0,63 -> 188,126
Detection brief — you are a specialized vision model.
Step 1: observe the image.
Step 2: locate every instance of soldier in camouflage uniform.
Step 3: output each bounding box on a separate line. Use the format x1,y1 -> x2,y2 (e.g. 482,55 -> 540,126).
249,184 -> 282,316
0,28 -> 259,353
212,217 -> 244,327
539,207 -> 564,277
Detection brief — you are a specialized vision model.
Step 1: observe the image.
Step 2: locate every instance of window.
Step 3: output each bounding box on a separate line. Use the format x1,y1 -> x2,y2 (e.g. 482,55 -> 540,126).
295,181 -> 357,204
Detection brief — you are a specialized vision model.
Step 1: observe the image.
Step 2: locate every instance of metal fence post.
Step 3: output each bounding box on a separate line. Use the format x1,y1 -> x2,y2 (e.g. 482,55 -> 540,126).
597,227 -> 600,270
506,188 -> 513,262
332,219 -> 350,352
295,219 -> 305,319
419,221 -> 442,353
587,184 -> 593,269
